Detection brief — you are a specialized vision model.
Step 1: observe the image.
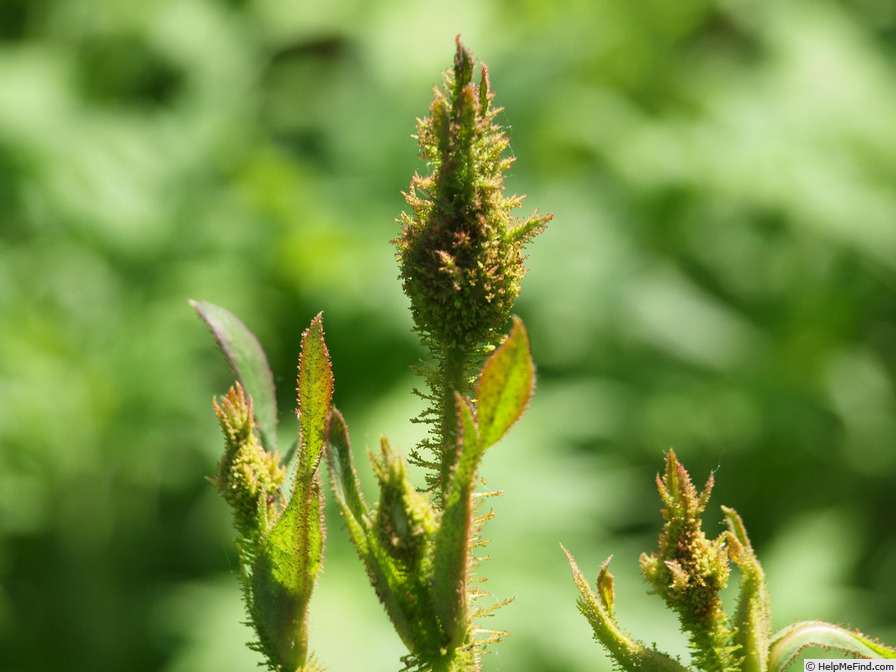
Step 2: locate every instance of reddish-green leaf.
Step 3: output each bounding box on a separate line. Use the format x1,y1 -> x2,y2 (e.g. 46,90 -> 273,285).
248,313 -> 333,671
191,300 -> 278,452
450,394 -> 482,487
297,313 -> 333,484
476,317 -> 534,449
430,322 -> 534,645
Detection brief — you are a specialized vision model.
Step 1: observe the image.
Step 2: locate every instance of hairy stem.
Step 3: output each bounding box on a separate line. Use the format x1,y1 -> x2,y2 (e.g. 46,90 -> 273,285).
436,345 -> 474,499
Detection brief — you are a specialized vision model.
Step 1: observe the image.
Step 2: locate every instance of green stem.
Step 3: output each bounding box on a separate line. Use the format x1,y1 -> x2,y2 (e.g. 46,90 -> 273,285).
437,344 -> 473,502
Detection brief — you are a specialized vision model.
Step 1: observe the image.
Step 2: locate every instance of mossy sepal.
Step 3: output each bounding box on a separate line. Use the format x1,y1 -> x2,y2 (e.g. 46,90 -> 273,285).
565,548 -> 692,672
723,506 -> 771,672
639,450 -> 738,672
327,410 -> 449,657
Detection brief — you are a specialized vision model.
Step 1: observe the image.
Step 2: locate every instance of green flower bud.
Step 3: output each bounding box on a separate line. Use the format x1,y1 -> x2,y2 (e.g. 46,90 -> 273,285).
394,37 -> 550,356
639,450 -> 738,672
394,38 -> 550,497
372,437 -> 437,567
211,383 -> 285,541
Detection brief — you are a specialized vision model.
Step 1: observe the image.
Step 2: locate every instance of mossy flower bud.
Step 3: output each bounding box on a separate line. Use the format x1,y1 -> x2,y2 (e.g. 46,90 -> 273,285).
211,382 -> 285,540
394,37 -> 550,355
640,450 -> 738,672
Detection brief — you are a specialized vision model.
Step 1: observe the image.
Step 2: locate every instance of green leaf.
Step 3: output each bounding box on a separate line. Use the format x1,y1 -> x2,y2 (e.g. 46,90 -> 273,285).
297,313 -> 333,484
325,415 -> 409,644
769,620 -> 896,672
428,322 -> 535,647
247,313 -> 333,671
191,300 -> 278,452
450,393 -> 482,487
250,475 -> 324,671
475,316 -> 534,449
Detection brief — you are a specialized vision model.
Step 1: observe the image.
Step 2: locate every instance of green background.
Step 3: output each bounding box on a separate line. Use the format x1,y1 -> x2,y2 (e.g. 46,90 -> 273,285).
2,0 -> 896,670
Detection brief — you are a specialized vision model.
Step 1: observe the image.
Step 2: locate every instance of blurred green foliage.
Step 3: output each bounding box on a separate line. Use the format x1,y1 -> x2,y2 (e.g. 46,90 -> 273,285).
1,1 -> 896,671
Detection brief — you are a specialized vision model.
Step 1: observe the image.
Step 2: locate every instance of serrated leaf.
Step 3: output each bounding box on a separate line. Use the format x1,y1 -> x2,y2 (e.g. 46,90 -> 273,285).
429,322 -> 534,646
247,313 -> 332,672
769,620 -> 896,672
191,300 -> 278,452
297,313 -> 333,484
451,393 -> 482,485
476,316 -> 534,449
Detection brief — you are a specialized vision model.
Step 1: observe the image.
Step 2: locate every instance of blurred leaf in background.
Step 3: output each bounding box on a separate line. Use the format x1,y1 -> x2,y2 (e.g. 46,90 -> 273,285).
1,1 -> 895,671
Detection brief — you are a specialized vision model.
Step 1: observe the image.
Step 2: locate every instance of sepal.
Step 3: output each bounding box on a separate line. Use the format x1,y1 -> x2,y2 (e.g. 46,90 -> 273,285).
326,413 -> 446,654
723,506 -> 771,672
326,408 -> 370,526
250,477 -> 324,671
372,437 -> 438,567
563,547 -> 690,672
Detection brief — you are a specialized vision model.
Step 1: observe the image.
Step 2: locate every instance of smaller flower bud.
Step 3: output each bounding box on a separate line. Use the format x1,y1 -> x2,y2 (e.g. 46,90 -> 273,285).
372,437 -> 436,566
211,383 -> 285,540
